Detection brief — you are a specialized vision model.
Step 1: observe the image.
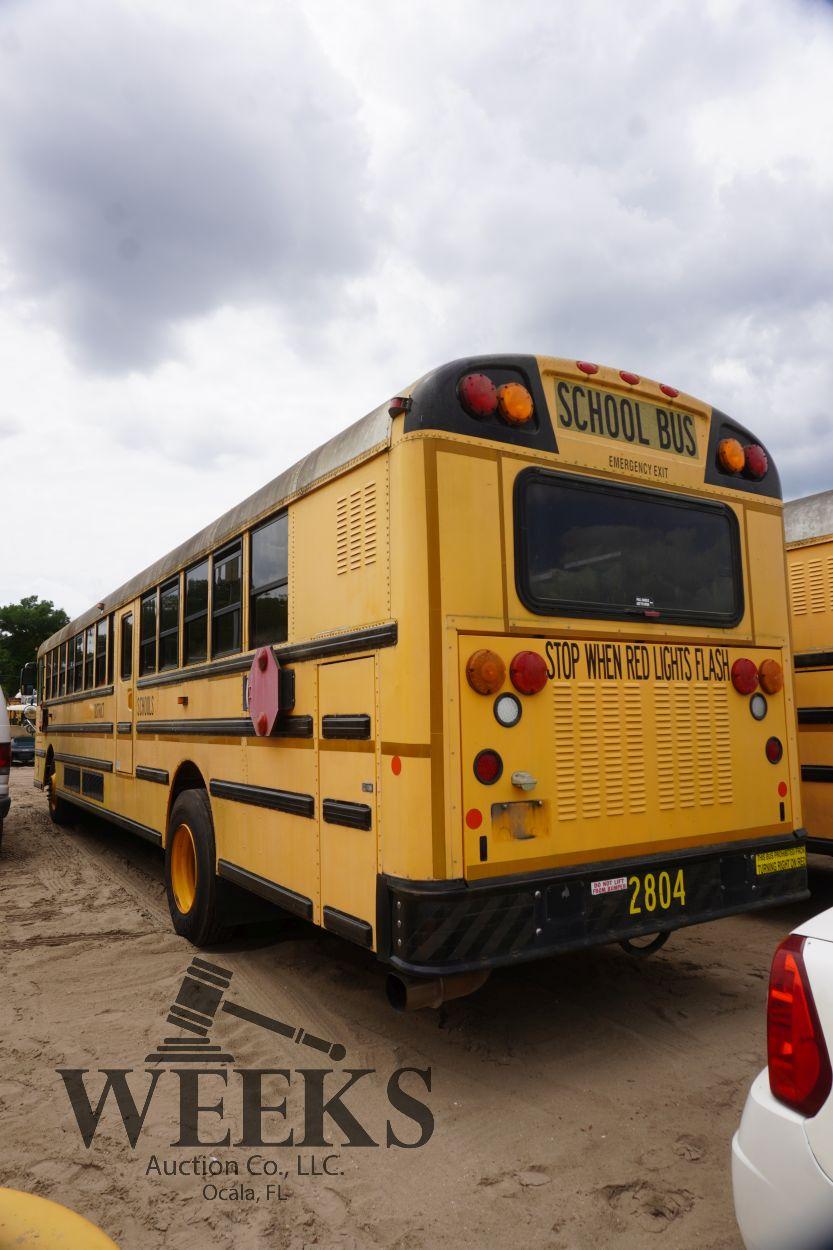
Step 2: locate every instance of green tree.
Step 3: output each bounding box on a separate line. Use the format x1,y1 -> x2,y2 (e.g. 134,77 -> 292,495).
0,595 -> 69,696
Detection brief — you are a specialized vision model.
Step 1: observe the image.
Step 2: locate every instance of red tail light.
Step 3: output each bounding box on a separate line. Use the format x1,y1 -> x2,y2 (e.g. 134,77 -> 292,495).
509,651 -> 548,695
0,742 -> 9,770
731,658 -> 759,694
744,444 -> 768,480
768,934 -> 832,1117
766,736 -> 784,764
458,373 -> 497,418
473,749 -> 502,785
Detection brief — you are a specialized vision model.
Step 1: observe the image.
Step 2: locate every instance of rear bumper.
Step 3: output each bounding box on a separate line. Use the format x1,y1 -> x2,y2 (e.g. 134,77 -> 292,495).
0,795 -> 10,819
732,1070 -> 833,1250
378,831 -> 809,975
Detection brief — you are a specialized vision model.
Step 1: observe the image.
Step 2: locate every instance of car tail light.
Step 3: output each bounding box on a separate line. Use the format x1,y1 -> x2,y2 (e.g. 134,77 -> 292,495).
0,742 -> 9,770
744,444 -> 768,480
766,736 -> 784,764
768,934 -> 832,1117
473,749 -> 503,785
731,657 -> 759,694
458,373 -> 498,418
759,659 -> 783,694
497,382 -> 534,425
718,437 -> 745,473
509,650 -> 548,695
466,649 -> 506,695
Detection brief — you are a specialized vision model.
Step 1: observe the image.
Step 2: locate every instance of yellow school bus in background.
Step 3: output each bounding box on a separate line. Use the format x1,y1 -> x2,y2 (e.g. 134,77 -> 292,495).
786,490 -> 833,850
35,354 -> 807,1008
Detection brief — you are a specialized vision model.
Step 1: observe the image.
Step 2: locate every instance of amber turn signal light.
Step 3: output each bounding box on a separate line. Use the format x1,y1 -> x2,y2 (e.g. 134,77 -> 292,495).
759,659 -> 784,694
497,382 -> 534,426
466,649 -> 506,695
718,438 -> 745,474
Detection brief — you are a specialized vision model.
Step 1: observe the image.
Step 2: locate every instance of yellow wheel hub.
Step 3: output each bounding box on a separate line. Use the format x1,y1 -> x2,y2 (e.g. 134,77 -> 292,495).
170,822 -> 198,914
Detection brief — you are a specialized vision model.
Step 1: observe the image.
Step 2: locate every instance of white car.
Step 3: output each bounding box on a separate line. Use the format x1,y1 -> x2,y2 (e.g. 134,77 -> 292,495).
733,908 -> 833,1250
0,687 -> 10,848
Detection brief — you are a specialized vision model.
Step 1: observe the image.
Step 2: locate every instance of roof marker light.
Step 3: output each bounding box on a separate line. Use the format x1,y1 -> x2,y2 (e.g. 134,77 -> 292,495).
659,384 -> 679,398
577,361 -> 599,375
619,370 -> 640,385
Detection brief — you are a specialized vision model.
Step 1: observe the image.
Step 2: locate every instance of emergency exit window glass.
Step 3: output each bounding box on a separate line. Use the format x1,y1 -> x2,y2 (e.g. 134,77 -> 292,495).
515,469 -> 742,625
250,512 -> 288,647
212,541 -> 242,657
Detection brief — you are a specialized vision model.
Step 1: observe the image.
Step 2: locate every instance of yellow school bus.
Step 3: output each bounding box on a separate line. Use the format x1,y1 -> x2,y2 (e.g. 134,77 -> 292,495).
786,490 -> 833,850
35,355 -> 807,1007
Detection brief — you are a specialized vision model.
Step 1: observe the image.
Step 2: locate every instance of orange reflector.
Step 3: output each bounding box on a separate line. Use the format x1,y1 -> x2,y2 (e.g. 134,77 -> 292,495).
718,437 -> 745,473
759,659 -> 784,695
466,649 -> 506,695
497,382 -> 534,425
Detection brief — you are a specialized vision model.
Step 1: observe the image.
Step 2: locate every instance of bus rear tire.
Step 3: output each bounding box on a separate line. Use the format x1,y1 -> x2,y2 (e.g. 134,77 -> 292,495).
165,789 -> 226,947
47,772 -> 75,827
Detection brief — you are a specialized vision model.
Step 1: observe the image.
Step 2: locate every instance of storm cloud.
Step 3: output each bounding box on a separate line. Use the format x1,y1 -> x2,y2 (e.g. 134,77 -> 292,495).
0,1 -> 374,370
2,0 -> 833,615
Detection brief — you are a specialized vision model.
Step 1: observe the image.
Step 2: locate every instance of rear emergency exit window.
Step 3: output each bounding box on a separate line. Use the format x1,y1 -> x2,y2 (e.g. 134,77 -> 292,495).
515,468 -> 743,625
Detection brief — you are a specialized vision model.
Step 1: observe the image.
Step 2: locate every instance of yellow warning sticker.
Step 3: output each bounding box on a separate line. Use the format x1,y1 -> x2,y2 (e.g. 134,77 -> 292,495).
755,847 -> 807,876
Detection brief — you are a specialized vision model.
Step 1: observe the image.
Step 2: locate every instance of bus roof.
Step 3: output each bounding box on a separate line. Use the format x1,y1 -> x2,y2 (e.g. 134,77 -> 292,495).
41,398 -> 392,653
784,489 -> 833,545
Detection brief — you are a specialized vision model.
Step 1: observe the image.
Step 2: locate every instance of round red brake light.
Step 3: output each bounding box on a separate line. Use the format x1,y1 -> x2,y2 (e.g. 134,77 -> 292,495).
458,373 -> 497,418
744,444 -> 768,480
731,658 -> 759,695
473,749 -> 503,785
766,736 -> 783,764
509,651 -> 548,695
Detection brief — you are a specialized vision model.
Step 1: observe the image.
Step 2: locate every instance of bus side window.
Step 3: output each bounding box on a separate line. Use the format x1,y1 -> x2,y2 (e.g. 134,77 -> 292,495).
139,591 -> 158,676
84,626 -> 95,690
106,615 -> 114,686
159,577 -> 180,671
71,634 -> 80,692
94,617 -> 107,688
250,511 -> 288,647
212,541 -> 242,658
120,613 -> 133,682
184,560 -> 209,664
60,642 -> 67,696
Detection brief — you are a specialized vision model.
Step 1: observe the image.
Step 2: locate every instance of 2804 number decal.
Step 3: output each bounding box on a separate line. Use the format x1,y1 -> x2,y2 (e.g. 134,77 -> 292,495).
628,869 -> 686,915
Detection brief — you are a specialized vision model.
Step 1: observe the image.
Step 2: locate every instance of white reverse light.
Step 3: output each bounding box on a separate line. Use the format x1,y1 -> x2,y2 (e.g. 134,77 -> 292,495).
494,693 -> 522,727
750,693 -> 768,721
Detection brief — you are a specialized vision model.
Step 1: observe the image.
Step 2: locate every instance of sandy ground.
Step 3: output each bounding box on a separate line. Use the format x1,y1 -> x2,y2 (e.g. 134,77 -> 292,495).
1,766 -> 831,1250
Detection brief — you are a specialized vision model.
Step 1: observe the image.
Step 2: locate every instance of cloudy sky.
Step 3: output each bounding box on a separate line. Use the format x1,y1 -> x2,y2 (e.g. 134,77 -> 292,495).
2,0 -> 832,619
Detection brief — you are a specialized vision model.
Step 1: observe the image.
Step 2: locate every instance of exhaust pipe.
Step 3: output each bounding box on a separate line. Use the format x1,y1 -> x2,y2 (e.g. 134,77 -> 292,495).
386,968 -> 491,1012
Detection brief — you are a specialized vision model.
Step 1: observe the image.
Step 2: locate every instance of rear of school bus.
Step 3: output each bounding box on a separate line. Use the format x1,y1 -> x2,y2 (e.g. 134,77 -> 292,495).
785,490 -> 833,849
378,354 -> 807,978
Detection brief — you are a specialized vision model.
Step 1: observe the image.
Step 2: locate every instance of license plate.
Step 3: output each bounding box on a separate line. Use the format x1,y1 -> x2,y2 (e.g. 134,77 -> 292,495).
755,846 -> 807,875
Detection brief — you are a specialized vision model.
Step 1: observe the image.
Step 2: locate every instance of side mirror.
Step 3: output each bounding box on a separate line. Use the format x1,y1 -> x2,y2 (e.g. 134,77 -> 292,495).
19,660 -> 36,698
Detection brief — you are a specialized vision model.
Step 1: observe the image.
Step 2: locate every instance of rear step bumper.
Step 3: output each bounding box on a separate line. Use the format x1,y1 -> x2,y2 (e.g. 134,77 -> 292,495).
378,832 -> 809,976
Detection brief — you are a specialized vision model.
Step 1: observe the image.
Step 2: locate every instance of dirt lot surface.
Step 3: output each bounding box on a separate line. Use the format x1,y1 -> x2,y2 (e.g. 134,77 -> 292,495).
1,766 -> 830,1250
